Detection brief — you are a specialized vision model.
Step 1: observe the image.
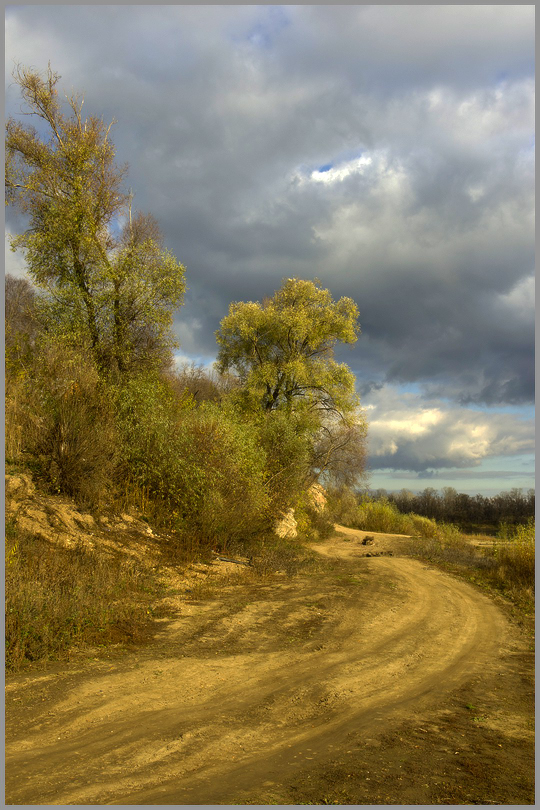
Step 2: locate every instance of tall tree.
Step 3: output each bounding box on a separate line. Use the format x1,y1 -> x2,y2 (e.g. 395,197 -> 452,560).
5,64 -> 186,374
216,277 -> 367,489
216,277 -> 360,418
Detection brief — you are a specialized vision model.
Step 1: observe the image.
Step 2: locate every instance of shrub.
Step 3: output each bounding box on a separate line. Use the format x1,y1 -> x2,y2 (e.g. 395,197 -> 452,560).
352,497 -> 415,535
5,274 -> 39,377
295,498 -> 334,543
6,340 -> 117,509
37,346 -> 117,508
113,371 -> 191,516
408,513 -> 439,538
175,403 -> 270,549
115,376 -> 270,549
256,409 -> 313,519
167,362 -> 223,404
5,373 -> 43,464
490,518 -> 535,595
325,486 -> 360,526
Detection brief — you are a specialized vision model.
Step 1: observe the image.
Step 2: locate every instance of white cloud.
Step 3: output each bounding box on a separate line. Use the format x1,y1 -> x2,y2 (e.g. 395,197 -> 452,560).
364,385 -> 534,472
308,155 -> 372,184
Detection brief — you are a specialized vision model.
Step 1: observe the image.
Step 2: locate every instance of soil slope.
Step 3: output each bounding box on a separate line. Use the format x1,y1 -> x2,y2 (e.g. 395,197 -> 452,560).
5,526 -> 534,805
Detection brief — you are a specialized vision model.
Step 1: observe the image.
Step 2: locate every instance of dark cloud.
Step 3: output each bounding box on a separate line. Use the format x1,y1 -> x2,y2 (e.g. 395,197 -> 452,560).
5,6 -> 534,484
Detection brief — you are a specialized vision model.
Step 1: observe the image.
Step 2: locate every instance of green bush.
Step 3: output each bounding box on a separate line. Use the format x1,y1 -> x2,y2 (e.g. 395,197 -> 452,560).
115,376 -> 270,549
408,513 -> 439,538
256,409 -> 313,519
325,486 -> 360,526
174,403 -> 270,548
294,496 -> 334,543
113,371 -> 191,515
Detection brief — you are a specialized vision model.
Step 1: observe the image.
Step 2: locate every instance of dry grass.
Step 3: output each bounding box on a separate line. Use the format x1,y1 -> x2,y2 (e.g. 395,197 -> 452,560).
5,520 -> 164,671
404,519 -> 535,617
486,520 -> 535,610
346,497 -> 534,619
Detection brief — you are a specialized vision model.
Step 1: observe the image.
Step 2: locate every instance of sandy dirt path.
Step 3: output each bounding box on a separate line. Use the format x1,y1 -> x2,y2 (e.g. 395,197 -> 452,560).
5,526 -> 532,805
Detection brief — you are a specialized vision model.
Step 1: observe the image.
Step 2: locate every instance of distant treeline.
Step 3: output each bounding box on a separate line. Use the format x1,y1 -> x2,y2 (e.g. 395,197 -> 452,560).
367,487 -> 535,531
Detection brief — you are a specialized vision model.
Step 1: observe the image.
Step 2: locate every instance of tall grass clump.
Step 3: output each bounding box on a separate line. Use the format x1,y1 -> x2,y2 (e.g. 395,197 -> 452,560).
5,521 -> 162,671
352,497 -> 416,535
488,519 -> 535,605
406,520 -> 477,564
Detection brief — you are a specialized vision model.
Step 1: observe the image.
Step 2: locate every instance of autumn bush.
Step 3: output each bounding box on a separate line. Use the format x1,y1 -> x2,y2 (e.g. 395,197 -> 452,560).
352,496 -> 416,535
5,373 -> 41,465
256,409 -> 313,518
325,485 -> 360,527
488,519 -> 535,601
6,339 -> 118,509
114,375 -> 270,549
6,344 -> 309,553
173,403 -> 270,549
113,370 -> 190,516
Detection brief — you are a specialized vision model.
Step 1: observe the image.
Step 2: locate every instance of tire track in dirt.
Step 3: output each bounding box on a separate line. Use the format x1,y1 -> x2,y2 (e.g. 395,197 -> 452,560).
5,526 -> 510,805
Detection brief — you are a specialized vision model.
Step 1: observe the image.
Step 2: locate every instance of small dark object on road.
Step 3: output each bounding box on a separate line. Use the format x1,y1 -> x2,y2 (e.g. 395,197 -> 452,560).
362,536 -> 375,545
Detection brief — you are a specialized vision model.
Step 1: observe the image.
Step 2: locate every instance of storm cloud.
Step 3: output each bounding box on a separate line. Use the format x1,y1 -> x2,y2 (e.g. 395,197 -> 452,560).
5,5 -> 534,491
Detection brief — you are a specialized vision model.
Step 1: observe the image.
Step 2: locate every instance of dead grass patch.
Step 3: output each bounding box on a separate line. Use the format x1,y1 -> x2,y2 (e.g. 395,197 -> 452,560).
5,519 -> 164,671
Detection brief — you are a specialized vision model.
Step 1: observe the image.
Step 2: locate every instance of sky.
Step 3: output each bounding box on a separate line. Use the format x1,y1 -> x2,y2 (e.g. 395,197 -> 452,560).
5,5 -> 535,496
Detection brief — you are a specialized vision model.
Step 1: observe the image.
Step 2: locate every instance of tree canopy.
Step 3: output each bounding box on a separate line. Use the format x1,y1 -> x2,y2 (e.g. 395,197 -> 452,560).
5,64 -> 186,374
216,277 -> 367,490
216,277 -> 361,418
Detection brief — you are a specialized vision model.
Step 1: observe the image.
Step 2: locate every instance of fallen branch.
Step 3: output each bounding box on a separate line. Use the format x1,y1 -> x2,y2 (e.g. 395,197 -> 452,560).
211,552 -> 252,567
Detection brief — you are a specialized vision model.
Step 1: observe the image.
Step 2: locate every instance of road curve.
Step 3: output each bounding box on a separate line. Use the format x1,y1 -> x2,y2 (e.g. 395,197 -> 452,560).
5,526 -> 509,805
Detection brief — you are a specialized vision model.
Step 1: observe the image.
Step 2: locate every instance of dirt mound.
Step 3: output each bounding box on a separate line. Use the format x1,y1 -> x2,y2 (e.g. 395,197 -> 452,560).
5,471 -> 250,592
6,471 -> 151,546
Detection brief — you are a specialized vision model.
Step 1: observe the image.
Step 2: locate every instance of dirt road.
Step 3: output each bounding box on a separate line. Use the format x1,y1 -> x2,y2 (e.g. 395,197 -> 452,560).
5,526 -> 534,805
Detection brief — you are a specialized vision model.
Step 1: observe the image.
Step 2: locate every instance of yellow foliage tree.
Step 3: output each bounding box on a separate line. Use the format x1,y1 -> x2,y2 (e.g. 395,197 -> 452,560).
6,64 -> 186,374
